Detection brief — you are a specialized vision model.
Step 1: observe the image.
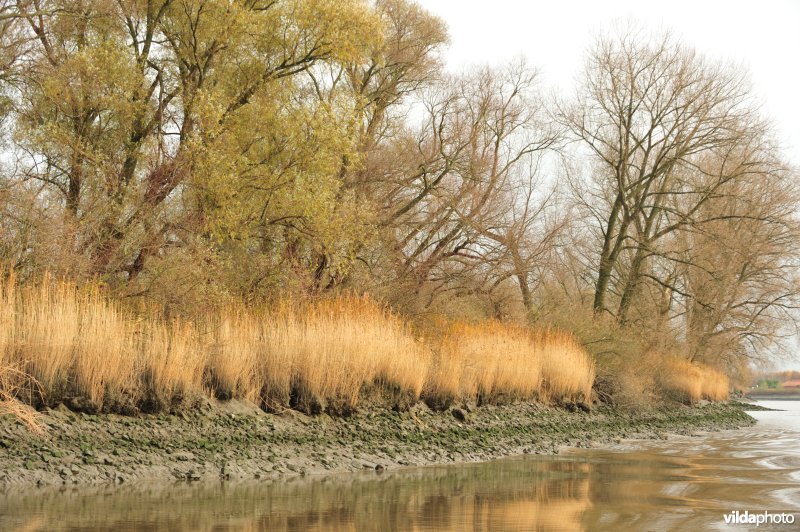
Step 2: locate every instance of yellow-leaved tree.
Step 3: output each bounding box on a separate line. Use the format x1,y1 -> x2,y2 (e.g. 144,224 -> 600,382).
8,0 -> 381,306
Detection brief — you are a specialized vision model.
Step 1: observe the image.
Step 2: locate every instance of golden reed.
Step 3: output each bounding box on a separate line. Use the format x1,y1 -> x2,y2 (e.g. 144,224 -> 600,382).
0,273 -> 639,422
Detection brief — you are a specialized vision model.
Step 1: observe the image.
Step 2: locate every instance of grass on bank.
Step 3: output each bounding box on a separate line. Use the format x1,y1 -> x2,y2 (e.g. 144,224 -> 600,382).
0,274 -> 442,413
430,321 -> 594,405
658,358 -> 730,403
0,364 -> 44,433
0,273 -> 726,423
209,298 -> 432,411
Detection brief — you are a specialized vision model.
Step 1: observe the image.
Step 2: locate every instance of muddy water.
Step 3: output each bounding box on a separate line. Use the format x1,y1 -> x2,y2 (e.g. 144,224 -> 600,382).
1,401 -> 798,531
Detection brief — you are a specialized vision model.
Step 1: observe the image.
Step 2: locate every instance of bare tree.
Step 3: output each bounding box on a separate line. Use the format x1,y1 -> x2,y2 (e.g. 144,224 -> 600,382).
367,62 -> 561,313
668,156 -> 800,366
564,28 -> 761,321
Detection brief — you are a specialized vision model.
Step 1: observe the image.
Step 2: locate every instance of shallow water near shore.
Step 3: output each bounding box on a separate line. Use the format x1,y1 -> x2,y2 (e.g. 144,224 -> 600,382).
1,400 -> 798,531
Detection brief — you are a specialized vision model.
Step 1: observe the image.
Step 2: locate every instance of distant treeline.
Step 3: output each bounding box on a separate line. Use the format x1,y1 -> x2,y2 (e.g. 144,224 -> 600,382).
752,371 -> 800,389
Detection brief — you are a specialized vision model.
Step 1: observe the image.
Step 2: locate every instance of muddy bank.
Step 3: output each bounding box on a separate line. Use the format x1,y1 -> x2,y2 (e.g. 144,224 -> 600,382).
0,400 -> 755,490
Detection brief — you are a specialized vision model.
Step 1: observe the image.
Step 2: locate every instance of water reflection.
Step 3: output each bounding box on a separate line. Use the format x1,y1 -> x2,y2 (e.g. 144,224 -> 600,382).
1,401 -> 798,531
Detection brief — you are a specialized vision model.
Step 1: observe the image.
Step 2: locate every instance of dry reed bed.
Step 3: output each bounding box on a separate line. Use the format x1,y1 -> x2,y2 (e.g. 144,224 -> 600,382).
0,364 -> 43,432
431,321 -> 594,404
0,274 -> 596,415
658,358 -> 730,403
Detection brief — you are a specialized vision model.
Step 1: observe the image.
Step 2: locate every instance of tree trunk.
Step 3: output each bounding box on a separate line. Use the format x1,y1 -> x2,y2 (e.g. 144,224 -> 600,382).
616,244 -> 648,323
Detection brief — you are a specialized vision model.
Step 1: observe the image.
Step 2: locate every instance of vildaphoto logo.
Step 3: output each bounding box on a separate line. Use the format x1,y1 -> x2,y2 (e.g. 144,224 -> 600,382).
723,510 -> 795,526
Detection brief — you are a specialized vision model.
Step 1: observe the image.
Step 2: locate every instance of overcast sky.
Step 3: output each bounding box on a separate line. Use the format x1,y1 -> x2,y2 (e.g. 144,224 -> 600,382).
419,0 -> 800,370
418,0 -> 800,166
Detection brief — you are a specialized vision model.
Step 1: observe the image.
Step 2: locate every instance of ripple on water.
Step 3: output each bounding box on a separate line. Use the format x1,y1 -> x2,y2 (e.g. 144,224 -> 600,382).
773,486 -> 800,508
754,454 -> 800,472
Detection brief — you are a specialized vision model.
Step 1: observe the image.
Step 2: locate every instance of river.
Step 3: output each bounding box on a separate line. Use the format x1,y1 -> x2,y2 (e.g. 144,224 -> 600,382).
1,400 -> 798,531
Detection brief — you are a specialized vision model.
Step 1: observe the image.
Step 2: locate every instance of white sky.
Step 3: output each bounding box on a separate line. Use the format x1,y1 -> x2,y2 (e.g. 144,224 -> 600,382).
418,0 -> 800,166
419,0 -> 800,371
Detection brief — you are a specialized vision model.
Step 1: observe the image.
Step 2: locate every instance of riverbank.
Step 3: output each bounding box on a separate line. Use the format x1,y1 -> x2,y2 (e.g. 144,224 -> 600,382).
0,399 -> 755,490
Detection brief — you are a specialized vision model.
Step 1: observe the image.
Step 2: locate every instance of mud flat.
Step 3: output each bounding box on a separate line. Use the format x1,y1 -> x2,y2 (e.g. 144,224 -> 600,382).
0,400 -> 755,490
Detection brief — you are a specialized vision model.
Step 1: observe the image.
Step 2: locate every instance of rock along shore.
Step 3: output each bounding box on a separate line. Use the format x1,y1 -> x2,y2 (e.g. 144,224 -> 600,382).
0,399 -> 755,490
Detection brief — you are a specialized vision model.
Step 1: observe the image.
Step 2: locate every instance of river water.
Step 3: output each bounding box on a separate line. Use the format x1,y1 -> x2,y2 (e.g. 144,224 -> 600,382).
1,401 -> 798,531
